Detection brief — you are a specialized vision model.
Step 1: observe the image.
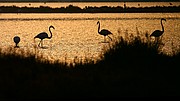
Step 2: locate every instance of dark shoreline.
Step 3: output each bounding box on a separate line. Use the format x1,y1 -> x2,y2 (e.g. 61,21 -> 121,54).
0,4 -> 179,13
0,1 -> 179,2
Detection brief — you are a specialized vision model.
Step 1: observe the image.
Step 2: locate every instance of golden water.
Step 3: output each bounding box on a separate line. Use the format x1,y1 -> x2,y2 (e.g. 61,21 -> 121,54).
0,13 -> 180,62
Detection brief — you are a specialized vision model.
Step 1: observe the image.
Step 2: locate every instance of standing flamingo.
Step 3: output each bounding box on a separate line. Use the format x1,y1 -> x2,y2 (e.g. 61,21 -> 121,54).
13,36 -> 20,48
34,25 -> 55,47
150,18 -> 166,42
97,21 -> 112,42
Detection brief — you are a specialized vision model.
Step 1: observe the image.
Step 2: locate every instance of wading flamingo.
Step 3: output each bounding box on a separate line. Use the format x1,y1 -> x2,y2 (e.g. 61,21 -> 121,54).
150,18 -> 166,42
97,21 -> 112,42
34,25 -> 55,47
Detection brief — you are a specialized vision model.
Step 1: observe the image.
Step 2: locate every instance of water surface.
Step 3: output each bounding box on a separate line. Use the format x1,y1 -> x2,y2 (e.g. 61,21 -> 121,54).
0,13 -> 180,62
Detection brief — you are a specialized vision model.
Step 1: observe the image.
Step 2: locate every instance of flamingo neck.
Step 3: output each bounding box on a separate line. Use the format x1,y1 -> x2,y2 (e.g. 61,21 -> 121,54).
48,27 -> 53,39
98,22 -> 100,33
161,19 -> 164,32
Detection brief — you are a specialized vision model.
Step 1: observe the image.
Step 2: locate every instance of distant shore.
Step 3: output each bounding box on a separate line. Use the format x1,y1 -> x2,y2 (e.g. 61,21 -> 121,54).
0,0 -> 179,2
0,4 -> 179,13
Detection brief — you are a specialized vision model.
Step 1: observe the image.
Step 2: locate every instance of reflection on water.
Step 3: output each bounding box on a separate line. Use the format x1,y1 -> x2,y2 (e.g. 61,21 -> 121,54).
0,13 -> 180,62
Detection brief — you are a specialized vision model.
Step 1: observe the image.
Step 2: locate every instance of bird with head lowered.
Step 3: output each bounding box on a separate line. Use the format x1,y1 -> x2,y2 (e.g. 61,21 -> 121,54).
13,36 -> 20,48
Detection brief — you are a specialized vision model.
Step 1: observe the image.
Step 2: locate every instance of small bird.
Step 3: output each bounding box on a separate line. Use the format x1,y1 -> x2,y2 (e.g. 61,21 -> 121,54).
34,25 -> 55,47
97,21 -> 112,42
13,36 -> 20,48
150,18 -> 166,38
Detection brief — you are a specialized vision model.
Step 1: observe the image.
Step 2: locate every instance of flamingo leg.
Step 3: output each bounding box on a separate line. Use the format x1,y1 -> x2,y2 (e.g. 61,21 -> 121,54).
159,35 -> 163,44
155,37 -> 160,45
41,40 -> 43,47
38,40 -> 42,47
14,43 -> 18,48
107,35 -> 112,41
157,37 -> 160,44
104,36 -> 106,42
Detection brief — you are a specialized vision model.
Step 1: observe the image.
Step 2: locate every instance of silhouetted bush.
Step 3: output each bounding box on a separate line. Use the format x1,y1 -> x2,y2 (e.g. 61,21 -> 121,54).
0,30 -> 180,99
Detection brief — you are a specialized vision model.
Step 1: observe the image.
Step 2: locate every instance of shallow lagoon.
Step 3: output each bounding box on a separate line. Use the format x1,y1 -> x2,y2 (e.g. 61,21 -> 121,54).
0,13 -> 179,62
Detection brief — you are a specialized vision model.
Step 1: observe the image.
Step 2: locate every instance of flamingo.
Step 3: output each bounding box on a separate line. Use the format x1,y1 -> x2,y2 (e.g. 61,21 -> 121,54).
34,25 -> 55,47
97,21 -> 112,42
150,18 -> 166,42
13,36 -> 20,48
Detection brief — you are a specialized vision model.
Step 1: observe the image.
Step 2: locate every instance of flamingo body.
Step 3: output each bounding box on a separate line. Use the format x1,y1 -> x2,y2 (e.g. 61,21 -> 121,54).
150,30 -> 163,37
34,32 -> 49,40
99,29 -> 112,36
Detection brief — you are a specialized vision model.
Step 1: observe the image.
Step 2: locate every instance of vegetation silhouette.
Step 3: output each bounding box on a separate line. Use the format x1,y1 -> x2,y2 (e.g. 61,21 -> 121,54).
0,4 -> 179,13
0,29 -> 180,99
97,21 -> 112,42
34,25 -> 55,48
13,36 -> 20,48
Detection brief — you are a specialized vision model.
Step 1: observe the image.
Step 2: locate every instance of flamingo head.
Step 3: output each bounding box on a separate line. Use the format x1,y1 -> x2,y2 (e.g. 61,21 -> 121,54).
97,21 -> 100,25
161,18 -> 166,22
50,25 -> 55,29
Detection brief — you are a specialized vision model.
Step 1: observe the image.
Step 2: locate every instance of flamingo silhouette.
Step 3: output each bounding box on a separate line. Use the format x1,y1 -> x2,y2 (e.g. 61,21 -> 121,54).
13,36 -> 20,48
34,25 -> 55,47
97,21 -> 112,42
150,18 -> 166,42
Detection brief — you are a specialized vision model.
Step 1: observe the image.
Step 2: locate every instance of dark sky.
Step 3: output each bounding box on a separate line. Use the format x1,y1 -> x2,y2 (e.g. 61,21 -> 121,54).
0,0 -> 179,2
